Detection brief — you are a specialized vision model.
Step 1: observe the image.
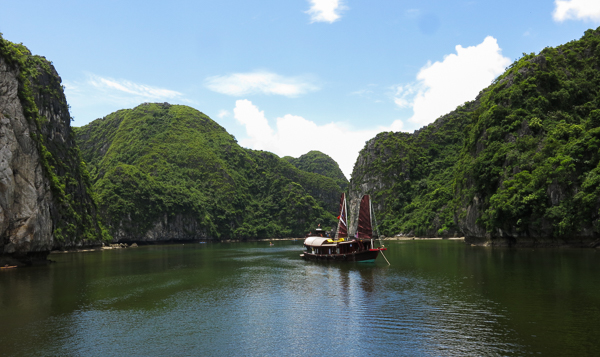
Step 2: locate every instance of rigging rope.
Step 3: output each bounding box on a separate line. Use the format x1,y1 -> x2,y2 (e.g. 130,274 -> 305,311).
371,201 -> 390,265
371,204 -> 383,247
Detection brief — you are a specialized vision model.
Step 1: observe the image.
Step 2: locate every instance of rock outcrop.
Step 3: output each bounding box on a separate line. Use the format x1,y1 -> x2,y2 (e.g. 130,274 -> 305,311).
348,102 -> 474,238
0,36 -> 105,264
0,53 -> 53,260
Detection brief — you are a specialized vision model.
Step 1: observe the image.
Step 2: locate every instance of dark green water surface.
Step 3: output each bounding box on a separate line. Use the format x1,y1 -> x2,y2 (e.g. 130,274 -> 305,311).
1,240 -> 599,356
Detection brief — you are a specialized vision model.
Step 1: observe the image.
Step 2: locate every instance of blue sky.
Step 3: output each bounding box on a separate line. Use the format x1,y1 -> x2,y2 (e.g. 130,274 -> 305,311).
1,0 -> 599,177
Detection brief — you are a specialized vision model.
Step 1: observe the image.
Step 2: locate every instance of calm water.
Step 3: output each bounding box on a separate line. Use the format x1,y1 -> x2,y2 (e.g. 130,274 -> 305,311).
1,240 -> 599,356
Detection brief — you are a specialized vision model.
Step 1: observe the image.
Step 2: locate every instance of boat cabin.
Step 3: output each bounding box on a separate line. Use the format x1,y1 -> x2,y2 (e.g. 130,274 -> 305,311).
303,237 -> 374,255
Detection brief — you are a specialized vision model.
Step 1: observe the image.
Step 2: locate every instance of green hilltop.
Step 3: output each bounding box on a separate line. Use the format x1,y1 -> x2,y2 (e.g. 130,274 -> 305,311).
351,27 -> 600,245
284,150 -> 348,191
74,103 -> 340,240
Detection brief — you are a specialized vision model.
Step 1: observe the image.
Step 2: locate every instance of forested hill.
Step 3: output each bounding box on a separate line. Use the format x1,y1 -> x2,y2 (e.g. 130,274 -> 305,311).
74,103 -> 340,241
350,27 -> 600,246
284,150 -> 348,191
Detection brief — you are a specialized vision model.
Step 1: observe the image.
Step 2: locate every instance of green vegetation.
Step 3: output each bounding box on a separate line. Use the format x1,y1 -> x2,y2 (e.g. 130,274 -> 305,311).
75,103 -> 339,239
353,27 -> 600,240
284,150 -> 348,191
9,25 -> 600,244
0,34 -> 107,244
352,105 -> 472,237
456,28 -> 600,238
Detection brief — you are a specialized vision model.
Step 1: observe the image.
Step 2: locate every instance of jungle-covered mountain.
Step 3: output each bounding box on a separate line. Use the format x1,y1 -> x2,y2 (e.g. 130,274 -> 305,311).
0,35 -> 105,264
74,103 -> 340,241
350,27 -> 600,246
283,150 -> 348,191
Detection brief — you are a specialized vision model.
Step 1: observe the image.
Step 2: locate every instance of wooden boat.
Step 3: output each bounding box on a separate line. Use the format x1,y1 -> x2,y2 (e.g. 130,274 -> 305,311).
301,193 -> 387,262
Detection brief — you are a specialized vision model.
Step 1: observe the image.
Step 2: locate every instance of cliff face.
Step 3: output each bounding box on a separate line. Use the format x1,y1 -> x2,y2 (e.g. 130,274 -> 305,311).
0,50 -> 53,258
453,29 -> 600,246
75,103 -> 340,241
350,27 -> 600,246
0,37 -> 104,264
348,103 -> 474,238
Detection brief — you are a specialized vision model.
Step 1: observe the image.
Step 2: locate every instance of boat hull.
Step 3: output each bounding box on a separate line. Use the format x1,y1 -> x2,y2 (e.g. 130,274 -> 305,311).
301,249 -> 383,262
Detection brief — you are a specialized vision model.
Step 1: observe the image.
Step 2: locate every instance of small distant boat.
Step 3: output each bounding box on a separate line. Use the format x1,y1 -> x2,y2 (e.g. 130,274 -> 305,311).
301,193 -> 387,262
1,265 -> 17,269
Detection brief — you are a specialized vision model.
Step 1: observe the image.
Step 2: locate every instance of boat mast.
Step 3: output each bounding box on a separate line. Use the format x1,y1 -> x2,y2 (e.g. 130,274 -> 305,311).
344,193 -> 348,239
336,192 -> 348,240
348,194 -> 352,239
369,195 -> 374,249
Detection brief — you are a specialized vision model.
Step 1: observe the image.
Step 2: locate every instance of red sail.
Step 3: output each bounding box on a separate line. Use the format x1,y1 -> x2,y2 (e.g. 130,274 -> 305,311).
357,195 -> 372,239
337,193 -> 348,238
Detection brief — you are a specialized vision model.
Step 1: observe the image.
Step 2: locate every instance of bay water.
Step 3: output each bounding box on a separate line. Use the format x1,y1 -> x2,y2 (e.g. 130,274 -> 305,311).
1,240 -> 599,356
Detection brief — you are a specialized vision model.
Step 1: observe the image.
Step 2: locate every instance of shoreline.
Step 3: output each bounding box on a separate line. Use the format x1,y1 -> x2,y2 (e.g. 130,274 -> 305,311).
45,235 -> 600,256
383,237 -> 465,241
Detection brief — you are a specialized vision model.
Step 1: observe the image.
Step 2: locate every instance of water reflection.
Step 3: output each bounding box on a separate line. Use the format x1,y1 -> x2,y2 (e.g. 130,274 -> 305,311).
0,240 -> 599,356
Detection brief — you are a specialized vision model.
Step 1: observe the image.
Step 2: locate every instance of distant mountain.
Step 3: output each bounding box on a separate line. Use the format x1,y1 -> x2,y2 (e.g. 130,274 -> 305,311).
0,35 -> 105,265
75,103 -> 340,241
350,27 -> 600,246
284,151 -> 348,191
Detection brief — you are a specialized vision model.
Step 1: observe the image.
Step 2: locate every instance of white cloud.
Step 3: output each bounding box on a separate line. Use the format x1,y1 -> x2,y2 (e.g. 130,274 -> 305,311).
217,110 -> 230,118
205,71 -> 319,97
393,83 -> 422,108
86,75 -> 182,99
63,73 -> 189,126
306,0 -> 347,23
553,0 -> 600,22
233,100 -> 274,151
394,36 -> 511,126
64,73 -> 184,103
233,99 -> 403,178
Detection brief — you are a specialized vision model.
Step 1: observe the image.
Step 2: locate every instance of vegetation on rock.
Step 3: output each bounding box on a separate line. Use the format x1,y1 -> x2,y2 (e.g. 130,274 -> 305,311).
456,27 -> 600,241
8,25 -> 600,247
351,27 -> 600,243
284,150 -> 348,191
0,34 -> 107,246
75,103 -> 339,240
350,105 -> 472,238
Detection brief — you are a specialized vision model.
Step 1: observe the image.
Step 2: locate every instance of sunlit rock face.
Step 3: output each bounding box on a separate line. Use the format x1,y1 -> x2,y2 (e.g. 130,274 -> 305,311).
0,38 -> 104,264
0,53 -> 54,258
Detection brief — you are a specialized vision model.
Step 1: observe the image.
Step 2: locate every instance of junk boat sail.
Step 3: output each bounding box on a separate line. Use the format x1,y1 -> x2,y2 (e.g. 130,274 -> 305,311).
300,193 -> 387,262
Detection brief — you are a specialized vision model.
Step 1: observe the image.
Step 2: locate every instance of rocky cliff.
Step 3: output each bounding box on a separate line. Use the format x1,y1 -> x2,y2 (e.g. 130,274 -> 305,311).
350,27 -> 600,247
348,102 -> 474,238
0,36 -> 105,264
